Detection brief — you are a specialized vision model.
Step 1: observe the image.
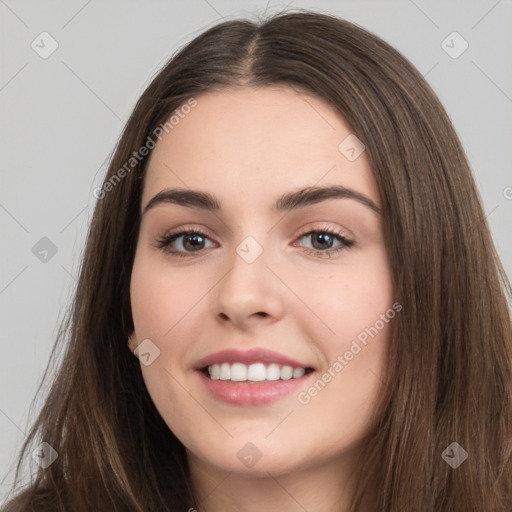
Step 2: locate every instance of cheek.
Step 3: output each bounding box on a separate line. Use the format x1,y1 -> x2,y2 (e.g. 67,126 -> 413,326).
130,257 -> 203,431
130,252 -> 207,339
298,316 -> 391,441
302,258 -> 394,341
298,250 -> 394,407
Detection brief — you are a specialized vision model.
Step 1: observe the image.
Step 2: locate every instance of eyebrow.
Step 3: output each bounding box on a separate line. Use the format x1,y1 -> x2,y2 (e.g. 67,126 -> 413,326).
142,185 -> 381,216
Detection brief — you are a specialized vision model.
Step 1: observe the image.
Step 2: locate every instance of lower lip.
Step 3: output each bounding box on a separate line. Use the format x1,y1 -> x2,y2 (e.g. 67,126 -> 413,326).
197,371 -> 314,406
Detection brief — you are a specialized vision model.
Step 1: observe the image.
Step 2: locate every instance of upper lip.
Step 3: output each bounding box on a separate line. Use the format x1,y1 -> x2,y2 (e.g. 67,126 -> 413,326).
194,348 -> 314,371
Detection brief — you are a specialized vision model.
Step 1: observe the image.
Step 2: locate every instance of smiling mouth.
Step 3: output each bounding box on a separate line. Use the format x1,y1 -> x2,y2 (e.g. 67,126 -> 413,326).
201,362 -> 315,383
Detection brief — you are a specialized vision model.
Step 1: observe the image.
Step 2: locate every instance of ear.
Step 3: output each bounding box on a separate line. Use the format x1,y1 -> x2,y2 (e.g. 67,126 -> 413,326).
127,332 -> 136,353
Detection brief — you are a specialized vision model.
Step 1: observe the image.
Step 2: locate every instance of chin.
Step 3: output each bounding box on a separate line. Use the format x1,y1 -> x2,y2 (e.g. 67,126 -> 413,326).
186,438 -> 321,478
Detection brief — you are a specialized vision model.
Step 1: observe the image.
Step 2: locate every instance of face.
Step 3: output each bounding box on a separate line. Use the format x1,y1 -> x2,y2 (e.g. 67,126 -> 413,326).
130,86 -> 395,478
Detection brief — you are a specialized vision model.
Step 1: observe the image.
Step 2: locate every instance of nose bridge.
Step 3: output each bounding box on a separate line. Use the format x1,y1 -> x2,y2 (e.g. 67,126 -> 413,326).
213,233 -> 284,325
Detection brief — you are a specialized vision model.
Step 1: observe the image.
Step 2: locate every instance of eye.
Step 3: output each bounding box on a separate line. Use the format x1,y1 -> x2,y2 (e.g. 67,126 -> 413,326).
155,224 -> 354,258
293,226 -> 354,258
155,228 -> 216,257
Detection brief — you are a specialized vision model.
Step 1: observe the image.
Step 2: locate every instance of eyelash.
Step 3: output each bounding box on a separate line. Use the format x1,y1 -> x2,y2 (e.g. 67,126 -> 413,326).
155,224 -> 354,259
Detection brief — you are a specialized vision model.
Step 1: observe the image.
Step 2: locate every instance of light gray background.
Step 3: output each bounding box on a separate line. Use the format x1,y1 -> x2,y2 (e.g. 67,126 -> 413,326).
1,0 -> 511,496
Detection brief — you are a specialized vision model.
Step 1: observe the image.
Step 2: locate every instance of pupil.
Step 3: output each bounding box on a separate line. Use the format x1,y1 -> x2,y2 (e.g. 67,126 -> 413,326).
312,233 -> 333,250
184,234 -> 204,251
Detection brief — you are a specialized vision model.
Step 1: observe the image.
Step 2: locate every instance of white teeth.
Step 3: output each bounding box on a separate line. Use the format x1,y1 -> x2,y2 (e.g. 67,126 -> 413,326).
247,362 -> 266,381
206,362 -> 309,382
293,367 -> 305,378
280,365 -> 293,380
266,363 -> 281,381
219,363 -> 231,380
230,362 -> 248,381
210,364 -> 220,380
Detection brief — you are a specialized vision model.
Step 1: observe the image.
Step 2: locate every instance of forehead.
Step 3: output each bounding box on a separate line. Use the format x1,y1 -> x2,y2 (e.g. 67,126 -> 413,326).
142,86 -> 380,210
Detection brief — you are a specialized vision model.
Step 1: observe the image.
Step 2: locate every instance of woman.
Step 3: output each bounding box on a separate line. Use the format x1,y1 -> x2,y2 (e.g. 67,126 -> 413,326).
3,10 -> 512,512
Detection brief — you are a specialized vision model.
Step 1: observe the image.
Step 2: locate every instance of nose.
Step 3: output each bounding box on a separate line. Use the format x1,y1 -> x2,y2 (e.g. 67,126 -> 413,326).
213,243 -> 285,331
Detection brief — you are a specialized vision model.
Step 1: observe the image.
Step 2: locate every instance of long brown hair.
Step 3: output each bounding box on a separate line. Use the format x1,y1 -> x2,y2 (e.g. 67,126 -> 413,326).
3,9 -> 511,511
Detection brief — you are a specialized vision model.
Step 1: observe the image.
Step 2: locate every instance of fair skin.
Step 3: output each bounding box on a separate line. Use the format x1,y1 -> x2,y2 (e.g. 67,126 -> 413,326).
129,86 -> 394,512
